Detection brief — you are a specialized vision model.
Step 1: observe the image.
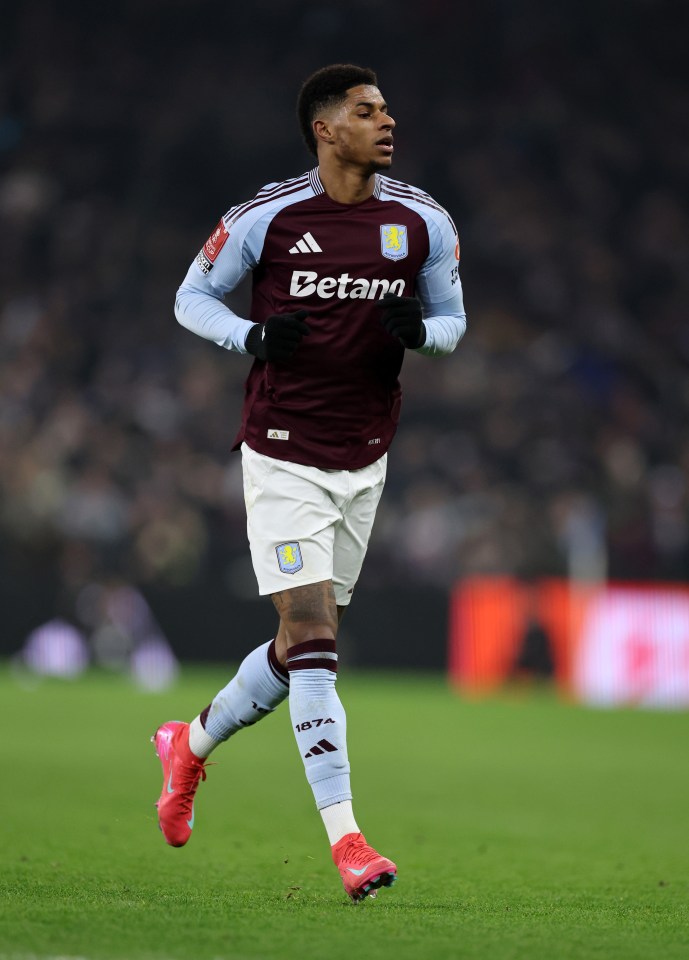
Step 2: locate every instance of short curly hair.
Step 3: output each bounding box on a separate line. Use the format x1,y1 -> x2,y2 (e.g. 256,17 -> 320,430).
297,64 -> 378,157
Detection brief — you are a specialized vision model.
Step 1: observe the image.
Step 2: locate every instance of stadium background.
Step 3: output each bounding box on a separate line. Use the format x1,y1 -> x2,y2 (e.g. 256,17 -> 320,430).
1,0 -> 687,678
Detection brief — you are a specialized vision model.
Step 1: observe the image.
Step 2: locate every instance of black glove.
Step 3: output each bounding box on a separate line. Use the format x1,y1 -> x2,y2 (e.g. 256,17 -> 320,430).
245,310 -> 311,363
375,293 -> 426,348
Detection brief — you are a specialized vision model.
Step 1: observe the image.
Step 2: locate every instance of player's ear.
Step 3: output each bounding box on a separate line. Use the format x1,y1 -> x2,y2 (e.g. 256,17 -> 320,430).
313,118 -> 334,147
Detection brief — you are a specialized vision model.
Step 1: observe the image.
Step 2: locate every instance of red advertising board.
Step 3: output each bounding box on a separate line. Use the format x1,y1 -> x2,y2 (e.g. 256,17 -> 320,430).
449,578 -> 689,707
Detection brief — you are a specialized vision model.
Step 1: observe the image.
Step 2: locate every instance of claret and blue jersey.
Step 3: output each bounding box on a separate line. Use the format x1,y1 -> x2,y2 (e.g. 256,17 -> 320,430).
175,167 -> 467,470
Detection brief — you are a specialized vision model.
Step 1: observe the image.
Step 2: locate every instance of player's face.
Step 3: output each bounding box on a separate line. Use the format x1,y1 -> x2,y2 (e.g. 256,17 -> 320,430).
325,84 -> 396,172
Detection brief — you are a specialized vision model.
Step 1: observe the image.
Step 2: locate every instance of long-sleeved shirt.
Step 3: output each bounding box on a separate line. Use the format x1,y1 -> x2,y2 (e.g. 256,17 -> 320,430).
175,167 -> 467,470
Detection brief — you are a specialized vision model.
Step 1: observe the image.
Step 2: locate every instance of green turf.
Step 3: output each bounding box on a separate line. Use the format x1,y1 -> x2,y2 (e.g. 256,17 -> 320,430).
1,663 -> 687,960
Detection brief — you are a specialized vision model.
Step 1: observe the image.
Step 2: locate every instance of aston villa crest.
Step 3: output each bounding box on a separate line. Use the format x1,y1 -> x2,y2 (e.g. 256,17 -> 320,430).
381,224 -> 408,261
276,541 -> 303,574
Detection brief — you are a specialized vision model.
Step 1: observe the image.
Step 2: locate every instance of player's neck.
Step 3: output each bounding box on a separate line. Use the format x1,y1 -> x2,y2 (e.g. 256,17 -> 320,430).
317,162 -> 377,205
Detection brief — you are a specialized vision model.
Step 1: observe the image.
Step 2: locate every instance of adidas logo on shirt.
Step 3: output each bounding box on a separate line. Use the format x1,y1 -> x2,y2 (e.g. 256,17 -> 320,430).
289,232 -> 323,254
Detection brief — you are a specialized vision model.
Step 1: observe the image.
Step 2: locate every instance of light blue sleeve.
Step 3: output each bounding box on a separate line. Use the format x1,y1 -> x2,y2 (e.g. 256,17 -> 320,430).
174,209 -> 271,354
415,212 -> 467,357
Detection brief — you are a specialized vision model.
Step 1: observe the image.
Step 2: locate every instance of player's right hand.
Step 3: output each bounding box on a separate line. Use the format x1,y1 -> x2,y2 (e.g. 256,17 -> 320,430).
245,310 -> 311,363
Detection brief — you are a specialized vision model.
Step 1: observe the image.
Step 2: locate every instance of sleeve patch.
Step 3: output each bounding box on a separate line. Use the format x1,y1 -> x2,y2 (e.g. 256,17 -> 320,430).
196,251 -> 213,275
203,219 -> 230,263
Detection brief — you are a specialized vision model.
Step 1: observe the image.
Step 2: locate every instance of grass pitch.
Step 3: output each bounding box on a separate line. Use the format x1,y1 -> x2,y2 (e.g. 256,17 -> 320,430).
1,663 -> 688,960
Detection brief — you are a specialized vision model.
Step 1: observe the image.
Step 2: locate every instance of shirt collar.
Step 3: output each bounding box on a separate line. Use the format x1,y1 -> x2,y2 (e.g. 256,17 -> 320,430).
311,167 -> 382,199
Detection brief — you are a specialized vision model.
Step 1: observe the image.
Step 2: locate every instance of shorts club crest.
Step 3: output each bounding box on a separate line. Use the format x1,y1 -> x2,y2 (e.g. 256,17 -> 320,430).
276,541 -> 303,574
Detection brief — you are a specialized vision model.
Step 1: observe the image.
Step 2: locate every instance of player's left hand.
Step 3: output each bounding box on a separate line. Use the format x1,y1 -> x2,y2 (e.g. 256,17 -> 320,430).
375,293 -> 426,349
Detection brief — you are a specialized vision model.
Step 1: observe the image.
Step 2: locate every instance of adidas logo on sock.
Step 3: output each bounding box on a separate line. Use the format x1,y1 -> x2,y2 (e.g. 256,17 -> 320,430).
304,738 -> 337,759
289,232 -> 323,254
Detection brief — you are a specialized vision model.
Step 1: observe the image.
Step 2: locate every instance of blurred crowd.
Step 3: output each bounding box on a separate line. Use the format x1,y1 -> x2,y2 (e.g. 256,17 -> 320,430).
1,0 -> 688,635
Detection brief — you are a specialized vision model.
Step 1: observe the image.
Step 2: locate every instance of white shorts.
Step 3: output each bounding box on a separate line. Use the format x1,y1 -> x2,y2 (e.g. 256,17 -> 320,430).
241,442 -> 387,606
